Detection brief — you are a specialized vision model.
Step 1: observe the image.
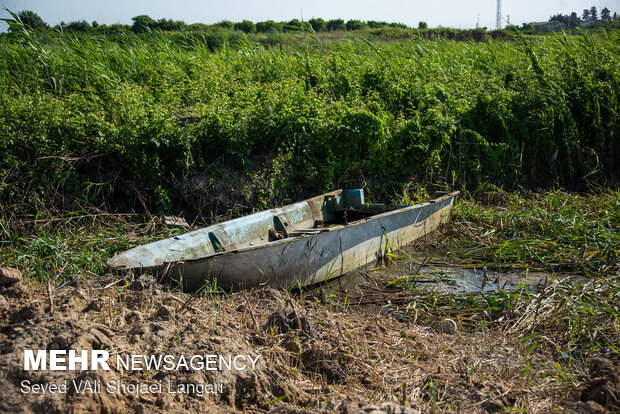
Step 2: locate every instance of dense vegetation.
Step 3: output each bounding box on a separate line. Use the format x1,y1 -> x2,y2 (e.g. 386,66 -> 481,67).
0,16 -> 618,219
0,14 -> 618,388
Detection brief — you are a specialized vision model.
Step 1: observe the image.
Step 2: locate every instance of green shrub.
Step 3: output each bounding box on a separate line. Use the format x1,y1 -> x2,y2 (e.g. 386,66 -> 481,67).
0,21 -> 618,215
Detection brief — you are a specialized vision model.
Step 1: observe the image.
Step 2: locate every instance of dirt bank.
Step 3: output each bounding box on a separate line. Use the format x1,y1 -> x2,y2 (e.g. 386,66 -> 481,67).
1,269 -> 617,413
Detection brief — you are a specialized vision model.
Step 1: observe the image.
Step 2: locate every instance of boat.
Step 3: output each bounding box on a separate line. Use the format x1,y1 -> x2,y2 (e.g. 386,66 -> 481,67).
107,189 -> 459,290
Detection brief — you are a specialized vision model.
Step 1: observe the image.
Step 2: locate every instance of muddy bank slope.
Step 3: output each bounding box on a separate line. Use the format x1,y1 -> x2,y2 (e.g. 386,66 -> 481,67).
0,271 -> 617,413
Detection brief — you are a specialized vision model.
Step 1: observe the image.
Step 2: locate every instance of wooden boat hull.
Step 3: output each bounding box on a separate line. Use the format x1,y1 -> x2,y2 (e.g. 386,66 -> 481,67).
108,191 -> 457,290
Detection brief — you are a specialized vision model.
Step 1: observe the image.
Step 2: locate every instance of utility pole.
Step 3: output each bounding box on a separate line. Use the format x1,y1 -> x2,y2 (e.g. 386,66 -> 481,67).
496,0 -> 502,29
476,14 -> 480,28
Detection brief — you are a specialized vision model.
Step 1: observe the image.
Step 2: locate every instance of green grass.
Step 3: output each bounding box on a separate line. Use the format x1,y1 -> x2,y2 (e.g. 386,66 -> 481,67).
0,213 -> 186,283
453,189 -> 620,357
452,188 -> 620,275
0,19 -> 618,219
368,188 -> 619,360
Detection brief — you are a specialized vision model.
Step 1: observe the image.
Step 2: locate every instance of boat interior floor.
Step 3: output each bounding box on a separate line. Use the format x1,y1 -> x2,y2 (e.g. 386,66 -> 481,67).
275,203 -> 404,241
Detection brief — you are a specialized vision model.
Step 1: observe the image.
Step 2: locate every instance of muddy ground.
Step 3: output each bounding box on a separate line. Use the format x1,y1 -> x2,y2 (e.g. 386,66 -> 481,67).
1,267 -> 618,414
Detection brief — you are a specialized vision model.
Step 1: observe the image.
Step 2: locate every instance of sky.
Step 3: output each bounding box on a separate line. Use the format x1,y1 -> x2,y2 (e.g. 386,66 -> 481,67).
0,0 -> 618,31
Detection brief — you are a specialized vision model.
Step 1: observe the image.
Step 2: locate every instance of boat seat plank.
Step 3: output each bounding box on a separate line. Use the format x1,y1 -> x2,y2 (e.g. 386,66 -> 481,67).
289,228 -> 332,236
209,231 -> 237,253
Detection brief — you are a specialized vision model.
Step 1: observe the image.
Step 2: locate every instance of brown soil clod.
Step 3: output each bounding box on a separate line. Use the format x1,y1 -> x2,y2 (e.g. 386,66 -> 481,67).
0,267 -> 22,287
580,357 -> 620,409
128,274 -> 158,291
263,310 -> 313,336
0,293 -> 8,311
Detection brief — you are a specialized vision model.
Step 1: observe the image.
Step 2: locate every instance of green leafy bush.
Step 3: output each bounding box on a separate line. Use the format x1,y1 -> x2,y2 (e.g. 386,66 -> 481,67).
0,20 -> 618,216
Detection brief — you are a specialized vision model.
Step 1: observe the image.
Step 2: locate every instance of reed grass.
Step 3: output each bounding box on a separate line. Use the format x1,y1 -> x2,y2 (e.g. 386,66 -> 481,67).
350,188 -> 619,361
0,19 -> 618,218
451,188 -> 619,275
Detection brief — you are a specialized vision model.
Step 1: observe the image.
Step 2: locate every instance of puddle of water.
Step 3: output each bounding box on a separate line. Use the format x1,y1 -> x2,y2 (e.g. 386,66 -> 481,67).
322,252 -> 548,296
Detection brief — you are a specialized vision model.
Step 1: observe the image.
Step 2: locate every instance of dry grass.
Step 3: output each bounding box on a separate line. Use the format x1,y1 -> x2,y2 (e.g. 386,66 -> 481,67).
0,276 -> 593,413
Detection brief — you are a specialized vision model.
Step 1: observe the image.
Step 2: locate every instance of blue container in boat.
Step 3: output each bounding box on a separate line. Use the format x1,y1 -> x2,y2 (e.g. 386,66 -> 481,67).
343,189 -> 365,208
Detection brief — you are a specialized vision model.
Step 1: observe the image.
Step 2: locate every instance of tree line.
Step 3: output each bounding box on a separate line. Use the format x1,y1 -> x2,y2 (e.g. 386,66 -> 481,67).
548,5 -> 616,27
8,8 -> 618,36
8,11 -> 418,34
